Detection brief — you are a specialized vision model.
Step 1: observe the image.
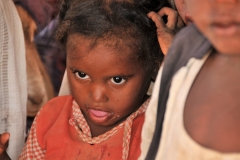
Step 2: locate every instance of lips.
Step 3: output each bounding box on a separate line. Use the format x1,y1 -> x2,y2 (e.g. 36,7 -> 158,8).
88,108 -> 112,123
212,23 -> 240,36
89,109 -> 109,117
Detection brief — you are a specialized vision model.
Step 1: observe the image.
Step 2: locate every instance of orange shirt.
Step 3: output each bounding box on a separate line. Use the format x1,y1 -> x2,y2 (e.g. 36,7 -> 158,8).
19,96 -> 149,160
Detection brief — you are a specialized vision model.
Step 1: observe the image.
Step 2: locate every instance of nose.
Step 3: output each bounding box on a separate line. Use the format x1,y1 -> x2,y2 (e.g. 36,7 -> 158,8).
90,83 -> 108,103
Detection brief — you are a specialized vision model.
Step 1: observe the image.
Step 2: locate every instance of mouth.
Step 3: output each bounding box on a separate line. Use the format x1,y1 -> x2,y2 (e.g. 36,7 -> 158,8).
88,108 -> 113,123
211,22 -> 240,36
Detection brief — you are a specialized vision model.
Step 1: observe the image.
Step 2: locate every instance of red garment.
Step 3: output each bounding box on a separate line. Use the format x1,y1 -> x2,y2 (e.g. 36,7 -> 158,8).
19,96 -> 149,160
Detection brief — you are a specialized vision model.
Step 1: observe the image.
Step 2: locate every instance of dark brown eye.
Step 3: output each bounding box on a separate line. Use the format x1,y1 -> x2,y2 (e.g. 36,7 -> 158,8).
75,71 -> 89,79
111,77 -> 126,84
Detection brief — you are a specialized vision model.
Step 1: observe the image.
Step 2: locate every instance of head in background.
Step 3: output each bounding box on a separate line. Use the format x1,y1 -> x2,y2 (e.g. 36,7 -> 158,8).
13,0 -> 55,31
55,0 -> 164,135
185,0 -> 240,54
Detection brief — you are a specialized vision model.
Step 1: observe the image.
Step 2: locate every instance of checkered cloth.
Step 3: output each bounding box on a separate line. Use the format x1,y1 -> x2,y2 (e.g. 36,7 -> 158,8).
18,111 -> 45,160
19,98 -> 149,160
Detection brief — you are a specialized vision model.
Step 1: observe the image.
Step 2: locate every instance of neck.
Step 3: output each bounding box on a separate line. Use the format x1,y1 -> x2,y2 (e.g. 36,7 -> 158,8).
87,119 -> 115,137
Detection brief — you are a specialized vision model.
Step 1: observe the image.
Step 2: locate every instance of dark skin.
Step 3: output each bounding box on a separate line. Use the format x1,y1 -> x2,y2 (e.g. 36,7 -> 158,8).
183,0 -> 240,153
67,35 -> 152,137
148,7 -> 184,55
148,0 -> 191,55
184,51 -> 240,152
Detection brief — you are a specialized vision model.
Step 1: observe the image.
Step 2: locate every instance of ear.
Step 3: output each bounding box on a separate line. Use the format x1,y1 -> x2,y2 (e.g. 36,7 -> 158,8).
15,5 -> 37,42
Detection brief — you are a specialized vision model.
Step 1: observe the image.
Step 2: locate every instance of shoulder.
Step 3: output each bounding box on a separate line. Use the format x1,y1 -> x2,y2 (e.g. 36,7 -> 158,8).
132,97 -> 151,126
34,95 -> 74,147
36,95 -> 73,122
134,112 -> 145,124
128,111 -> 145,158
46,95 -> 73,105
36,95 -> 72,116
132,111 -> 145,136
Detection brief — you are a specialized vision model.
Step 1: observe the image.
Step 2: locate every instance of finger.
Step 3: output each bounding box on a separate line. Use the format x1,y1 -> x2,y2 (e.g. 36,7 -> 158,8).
158,7 -> 178,29
147,11 -> 166,29
0,133 -> 10,148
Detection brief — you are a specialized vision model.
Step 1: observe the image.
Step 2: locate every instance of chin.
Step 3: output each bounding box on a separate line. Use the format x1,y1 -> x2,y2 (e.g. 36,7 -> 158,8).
212,40 -> 240,55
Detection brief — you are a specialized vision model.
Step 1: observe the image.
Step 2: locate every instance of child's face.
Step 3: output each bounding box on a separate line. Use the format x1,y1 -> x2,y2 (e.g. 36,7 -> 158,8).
186,0 -> 240,54
66,34 -> 151,129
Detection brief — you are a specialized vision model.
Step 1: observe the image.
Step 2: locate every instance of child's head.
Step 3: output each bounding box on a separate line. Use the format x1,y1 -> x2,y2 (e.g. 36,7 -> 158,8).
185,0 -> 240,54
56,0 -> 164,133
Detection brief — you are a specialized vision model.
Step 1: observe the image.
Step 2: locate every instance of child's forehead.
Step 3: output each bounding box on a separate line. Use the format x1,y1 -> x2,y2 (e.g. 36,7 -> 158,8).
66,34 -> 138,59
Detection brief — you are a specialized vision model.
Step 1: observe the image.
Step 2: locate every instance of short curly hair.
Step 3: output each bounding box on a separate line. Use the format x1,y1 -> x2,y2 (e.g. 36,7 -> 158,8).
56,0 -> 166,74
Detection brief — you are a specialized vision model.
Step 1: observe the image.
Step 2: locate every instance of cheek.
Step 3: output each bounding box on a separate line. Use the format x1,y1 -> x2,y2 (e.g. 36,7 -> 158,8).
116,80 -> 150,115
110,81 -> 147,108
121,78 -> 150,103
67,75 -> 88,101
187,0 -> 213,23
111,96 -> 139,117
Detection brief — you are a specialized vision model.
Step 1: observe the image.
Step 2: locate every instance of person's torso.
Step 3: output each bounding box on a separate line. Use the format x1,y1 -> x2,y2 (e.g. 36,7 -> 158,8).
156,52 -> 240,160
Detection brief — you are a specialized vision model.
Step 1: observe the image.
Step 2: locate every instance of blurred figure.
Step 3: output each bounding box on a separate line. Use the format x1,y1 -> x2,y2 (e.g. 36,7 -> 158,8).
14,0 -> 66,96
0,0 -> 27,159
15,4 -> 55,117
35,19 -> 66,96
142,0 -> 240,159
13,0 -> 55,31
14,0 -> 64,134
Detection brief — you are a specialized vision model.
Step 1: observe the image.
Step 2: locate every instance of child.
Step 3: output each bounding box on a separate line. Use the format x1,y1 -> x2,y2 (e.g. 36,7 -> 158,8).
18,0 -> 165,159
142,0 -> 240,159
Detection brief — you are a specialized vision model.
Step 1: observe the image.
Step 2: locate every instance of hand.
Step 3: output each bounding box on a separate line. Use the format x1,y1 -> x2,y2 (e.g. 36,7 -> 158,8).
148,7 -> 185,55
0,132 -> 11,160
